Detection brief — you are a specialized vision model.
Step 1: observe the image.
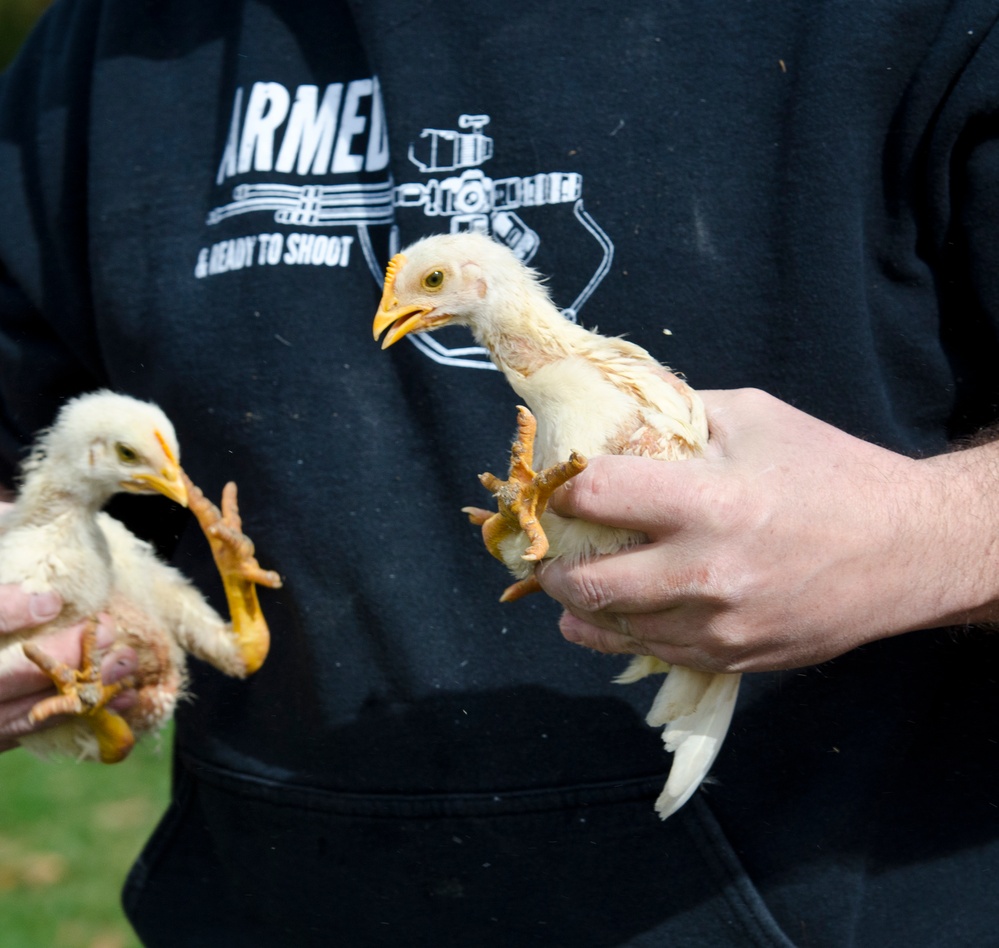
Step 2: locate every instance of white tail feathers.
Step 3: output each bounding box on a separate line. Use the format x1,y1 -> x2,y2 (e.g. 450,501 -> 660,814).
645,668 -> 742,820
613,654 -> 672,685
613,660 -> 742,818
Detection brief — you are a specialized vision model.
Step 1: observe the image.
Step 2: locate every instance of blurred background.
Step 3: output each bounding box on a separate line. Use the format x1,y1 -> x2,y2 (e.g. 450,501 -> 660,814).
1,3 -> 173,946
1,0 -> 50,68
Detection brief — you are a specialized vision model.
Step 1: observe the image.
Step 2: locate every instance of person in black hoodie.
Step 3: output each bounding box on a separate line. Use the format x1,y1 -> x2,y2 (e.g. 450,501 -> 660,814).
2,1 -> 999,945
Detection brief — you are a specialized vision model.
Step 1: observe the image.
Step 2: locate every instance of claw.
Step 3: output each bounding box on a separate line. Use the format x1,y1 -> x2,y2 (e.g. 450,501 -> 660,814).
461,506 -> 494,527
499,575 -> 543,603
22,621 -> 136,764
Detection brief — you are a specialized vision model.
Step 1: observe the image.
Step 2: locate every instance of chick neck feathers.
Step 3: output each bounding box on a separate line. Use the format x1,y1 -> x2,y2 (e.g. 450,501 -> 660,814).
421,235 -> 678,397
466,269 -> 577,380
431,237 -> 702,461
383,234 -> 705,464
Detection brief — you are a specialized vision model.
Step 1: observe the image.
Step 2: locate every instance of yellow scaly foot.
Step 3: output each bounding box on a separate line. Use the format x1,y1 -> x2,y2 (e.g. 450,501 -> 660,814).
23,620 -> 136,764
462,405 -> 586,599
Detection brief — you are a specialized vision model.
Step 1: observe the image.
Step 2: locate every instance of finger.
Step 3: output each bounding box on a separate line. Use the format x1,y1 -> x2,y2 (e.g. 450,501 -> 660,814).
546,455 -> 711,533
558,594 -> 706,651
537,542 -> 701,618
539,547 -> 722,659
103,646 -> 139,715
0,689 -> 136,742
545,390 -> 776,528
558,610 -> 723,671
558,611 -> 646,655
1,622 -> 106,702
558,594 -> 703,652
0,690 -> 53,740
0,616 -> 119,701
0,643 -> 138,741
695,388 -> 744,420
0,585 -> 63,634
101,645 -> 139,688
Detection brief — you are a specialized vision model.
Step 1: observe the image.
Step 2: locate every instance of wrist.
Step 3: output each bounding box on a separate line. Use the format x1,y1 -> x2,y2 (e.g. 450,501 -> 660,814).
900,444 -> 999,631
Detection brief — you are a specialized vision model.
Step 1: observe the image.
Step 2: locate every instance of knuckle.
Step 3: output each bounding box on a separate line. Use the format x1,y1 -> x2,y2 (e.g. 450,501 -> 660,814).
696,607 -> 777,671
696,650 -> 745,675
734,386 -> 773,407
567,568 -> 616,614
554,460 -> 614,520
704,619 -> 751,660
620,635 -> 651,657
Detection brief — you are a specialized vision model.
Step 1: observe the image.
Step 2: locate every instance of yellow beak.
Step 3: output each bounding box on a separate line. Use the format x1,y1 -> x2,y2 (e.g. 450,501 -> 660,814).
373,301 -> 433,349
123,462 -> 189,507
372,253 -> 435,349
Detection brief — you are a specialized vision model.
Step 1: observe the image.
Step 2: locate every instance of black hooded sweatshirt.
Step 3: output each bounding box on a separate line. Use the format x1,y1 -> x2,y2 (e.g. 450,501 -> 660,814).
2,1 -> 999,944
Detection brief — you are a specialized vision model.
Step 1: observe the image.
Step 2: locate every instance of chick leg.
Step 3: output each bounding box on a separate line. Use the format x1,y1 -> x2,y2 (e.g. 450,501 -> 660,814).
182,473 -> 283,676
462,405 -> 586,600
22,621 -> 136,764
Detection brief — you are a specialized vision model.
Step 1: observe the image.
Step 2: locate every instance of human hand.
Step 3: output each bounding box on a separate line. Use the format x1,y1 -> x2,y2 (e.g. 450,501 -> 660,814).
0,588 -> 137,753
537,388 -> 999,674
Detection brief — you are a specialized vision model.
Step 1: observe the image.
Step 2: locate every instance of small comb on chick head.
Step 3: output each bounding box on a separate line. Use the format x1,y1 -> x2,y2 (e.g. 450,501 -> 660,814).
384,253 -> 406,287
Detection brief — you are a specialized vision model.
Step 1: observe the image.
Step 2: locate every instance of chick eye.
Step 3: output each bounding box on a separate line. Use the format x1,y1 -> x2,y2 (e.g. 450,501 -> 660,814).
115,443 -> 140,464
422,269 -> 445,290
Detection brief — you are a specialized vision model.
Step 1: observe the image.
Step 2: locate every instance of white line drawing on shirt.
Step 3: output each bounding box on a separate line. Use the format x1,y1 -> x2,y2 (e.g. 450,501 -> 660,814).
206,107 -> 614,370
207,181 -> 395,227
371,114 -> 615,369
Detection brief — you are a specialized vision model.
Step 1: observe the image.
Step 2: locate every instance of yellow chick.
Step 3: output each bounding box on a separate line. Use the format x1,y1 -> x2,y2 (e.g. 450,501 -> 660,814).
374,232 -> 740,819
0,391 -> 281,763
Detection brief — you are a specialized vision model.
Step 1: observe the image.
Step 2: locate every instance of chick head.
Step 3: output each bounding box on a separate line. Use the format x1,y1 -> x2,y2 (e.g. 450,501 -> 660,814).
32,391 -> 188,508
373,232 -> 542,348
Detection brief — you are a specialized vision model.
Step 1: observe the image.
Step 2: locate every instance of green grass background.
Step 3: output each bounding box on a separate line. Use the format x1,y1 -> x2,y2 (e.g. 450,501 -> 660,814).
0,6 -> 175,946
0,730 -> 172,948
0,0 -> 51,70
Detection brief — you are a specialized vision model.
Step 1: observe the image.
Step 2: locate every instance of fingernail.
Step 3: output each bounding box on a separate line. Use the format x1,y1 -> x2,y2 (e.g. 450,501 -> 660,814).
29,592 -> 61,622
103,647 -> 138,682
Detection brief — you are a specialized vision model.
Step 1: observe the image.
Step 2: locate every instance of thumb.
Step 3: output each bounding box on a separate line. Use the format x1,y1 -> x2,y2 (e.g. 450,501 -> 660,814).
546,453 -> 708,533
0,585 -> 62,634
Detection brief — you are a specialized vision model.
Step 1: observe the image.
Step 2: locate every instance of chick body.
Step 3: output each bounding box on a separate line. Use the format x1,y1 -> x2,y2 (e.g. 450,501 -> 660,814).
375,233 -> 740,818
0,391 -> 268,761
